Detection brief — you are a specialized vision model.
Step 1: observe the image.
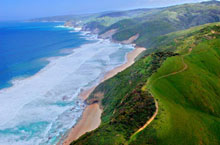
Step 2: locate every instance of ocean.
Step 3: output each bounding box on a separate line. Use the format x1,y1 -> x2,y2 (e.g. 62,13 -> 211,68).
0,22 -> 134,145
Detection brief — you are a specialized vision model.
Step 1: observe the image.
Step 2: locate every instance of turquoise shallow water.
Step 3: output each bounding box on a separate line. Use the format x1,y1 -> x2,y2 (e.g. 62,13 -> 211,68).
0,22 -> 134,145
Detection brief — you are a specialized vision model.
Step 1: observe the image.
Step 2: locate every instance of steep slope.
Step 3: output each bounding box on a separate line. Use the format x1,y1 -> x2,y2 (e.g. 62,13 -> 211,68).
32,1 -> 220,42
129,23 -> 220,145
72,22 -> 220,145
103,1 -> 220,48
81,8 -> 162,33
71,51 -> 177,145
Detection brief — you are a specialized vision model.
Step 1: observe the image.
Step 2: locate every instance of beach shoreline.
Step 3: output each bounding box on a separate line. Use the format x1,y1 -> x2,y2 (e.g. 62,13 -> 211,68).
62,46 -> 146,145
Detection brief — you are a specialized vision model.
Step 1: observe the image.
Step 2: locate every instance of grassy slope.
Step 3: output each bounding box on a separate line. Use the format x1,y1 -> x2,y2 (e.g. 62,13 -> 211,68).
83,9 -> 162,33
71,51 -> 177,145
72,23 -> 220,145
140,22 -> 220,57
109,1 -> 220,48
129,23 -> 220,145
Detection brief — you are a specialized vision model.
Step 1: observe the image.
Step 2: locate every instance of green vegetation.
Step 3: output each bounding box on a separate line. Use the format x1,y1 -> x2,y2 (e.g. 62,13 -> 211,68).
36,1 -> 220,144
108,1 -> 220,48
34,1 -> 220,46
129,23 -> 220,145
72,22 -> 220,145
140,22 -> 220,57
80,0 -> 220,44
71,52 -> 177,145
81,9 -> 162,33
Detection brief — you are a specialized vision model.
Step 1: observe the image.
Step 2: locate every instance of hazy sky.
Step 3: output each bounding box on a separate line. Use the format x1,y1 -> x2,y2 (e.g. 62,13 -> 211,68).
0,0 -> 210,21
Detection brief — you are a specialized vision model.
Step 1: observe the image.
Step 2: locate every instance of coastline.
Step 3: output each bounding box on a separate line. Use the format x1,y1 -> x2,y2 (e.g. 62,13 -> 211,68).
62,46 -> 146,145
0,22 -> 143,145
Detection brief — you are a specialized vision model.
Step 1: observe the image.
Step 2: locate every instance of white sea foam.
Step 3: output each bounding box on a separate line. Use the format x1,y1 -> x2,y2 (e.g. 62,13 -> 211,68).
55,25 -> 74,30
74,27 -> 82,32
56,25 -> 82,33
0,30 -> 134,145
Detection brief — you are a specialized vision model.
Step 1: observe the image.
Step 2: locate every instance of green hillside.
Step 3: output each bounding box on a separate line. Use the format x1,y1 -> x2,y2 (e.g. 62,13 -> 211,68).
71,51 -> 177,145
63,1 -> 220,47
129,22 -> 220,145
33,1 -> 220,41
28,1 -> 220,145
81,8 -> 162,33
108,1 -> 220,48
35,1 -> 220,144
72,22 -> 220,145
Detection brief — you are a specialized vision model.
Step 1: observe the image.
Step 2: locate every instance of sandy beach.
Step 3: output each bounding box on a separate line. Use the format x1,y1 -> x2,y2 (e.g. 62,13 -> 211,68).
62,46 -> 146,145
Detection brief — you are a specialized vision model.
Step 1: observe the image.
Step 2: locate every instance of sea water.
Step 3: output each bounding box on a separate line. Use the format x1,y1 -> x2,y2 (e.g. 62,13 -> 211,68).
0,22 -> 134,145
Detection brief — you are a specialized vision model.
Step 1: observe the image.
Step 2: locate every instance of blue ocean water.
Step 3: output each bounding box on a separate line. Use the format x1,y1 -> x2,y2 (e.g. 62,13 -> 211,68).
0,22 -> 89,89
0,22 -> 134,145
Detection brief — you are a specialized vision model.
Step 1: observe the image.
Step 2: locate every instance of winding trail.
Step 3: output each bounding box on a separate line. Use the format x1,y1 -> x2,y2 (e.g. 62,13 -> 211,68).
131,48 -> 193,137
131,100 -> 158,137
152,48 -> 192,82
62,47 -> 146,145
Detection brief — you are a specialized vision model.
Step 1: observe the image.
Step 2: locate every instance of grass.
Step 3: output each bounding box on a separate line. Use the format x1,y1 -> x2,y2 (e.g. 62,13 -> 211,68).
108,1 -> 220,48
72,23 -> 220,145
129,24 -> 220,145
71,52 -> 176,145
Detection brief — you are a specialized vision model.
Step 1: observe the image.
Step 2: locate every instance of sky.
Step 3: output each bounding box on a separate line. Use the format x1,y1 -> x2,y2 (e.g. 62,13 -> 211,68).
0,0 -> 211,21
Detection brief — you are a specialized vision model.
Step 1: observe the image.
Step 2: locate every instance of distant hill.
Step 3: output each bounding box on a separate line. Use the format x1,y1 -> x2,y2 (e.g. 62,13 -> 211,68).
100,1 -> 220,48
30,13 -> 103,22
35,1 -> 220,49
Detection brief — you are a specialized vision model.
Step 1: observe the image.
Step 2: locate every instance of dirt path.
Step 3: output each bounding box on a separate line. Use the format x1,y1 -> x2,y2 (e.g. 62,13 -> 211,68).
131,48 -> 193,137
131,99 -> 158,137
152,48 -> 192,82
61,47 -> 146,145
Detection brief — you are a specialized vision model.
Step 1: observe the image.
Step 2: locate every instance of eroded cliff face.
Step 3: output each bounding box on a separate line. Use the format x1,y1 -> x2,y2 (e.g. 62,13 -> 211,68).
120,33 -> 139,44
99,29 -> 118,39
